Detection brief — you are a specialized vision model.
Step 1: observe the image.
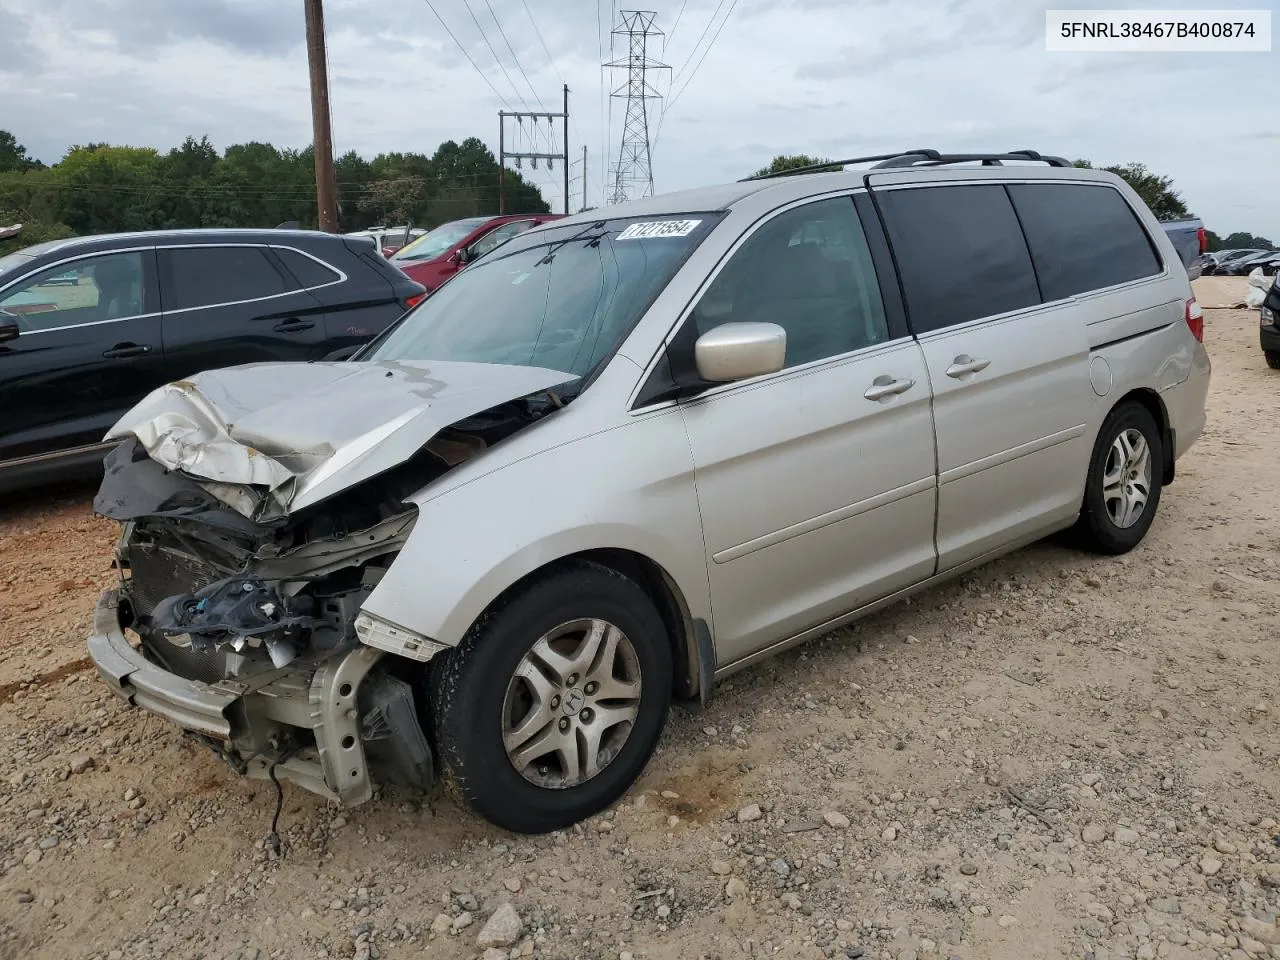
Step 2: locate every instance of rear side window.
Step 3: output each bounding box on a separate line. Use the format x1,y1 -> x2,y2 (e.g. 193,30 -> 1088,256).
274,247 -> 342,288
164,246 -> 294,310
1007,183 -> 1161,301
878,184 -> 1040,334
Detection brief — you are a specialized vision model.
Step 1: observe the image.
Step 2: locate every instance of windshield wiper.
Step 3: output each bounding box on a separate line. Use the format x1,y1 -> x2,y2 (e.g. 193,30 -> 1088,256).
535,220 -> 608,266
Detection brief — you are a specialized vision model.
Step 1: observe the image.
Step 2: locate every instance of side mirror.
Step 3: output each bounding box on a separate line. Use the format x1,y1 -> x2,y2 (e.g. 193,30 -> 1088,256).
453,247 -> 472,265
694,322 -> 786,382
0,312 -> 19,344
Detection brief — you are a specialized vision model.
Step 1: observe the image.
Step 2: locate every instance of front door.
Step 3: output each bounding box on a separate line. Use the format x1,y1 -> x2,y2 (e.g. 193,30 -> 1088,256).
676,195 -> 938,664
0,249 -> 167,462
875,182 -> 1092,571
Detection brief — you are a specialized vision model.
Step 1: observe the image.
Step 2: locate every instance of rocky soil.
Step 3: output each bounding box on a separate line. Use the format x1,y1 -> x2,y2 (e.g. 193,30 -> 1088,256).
0,276 -> 1276,960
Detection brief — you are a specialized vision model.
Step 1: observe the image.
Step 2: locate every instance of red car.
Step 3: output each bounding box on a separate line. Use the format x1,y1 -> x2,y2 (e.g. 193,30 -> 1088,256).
388,213 -> 565,293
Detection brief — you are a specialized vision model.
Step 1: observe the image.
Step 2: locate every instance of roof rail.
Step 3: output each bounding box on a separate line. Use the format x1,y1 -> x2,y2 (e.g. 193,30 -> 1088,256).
740,148 -> 1072,181
871,149 -> 1072,169
740,149 -> 942,181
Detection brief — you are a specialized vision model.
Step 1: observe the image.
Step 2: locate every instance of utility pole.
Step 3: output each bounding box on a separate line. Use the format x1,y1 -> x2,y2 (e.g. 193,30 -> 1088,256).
498,85 -> 570,215
303,0 -> 339,232
605,11 -> 669,204
562,85 -> 570,217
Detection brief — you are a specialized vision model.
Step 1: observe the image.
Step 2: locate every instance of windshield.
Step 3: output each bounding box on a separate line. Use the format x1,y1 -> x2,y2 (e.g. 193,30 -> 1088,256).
391,217 -> 493,262
366,213 -> 719,380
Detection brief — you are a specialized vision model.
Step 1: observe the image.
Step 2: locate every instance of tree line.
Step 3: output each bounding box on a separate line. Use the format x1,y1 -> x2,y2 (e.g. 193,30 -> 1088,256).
0,130 -> 551,254
752,153 -> 1274,250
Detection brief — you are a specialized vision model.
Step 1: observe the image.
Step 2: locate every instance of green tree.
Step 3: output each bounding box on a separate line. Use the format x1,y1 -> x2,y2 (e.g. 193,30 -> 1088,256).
0,131 -> 42,173
751,154 -> 844,178
1072,160 -> 1189,221
0,214 -> 74,255
1220,231 -> 1275,251
0,130 -> 554,239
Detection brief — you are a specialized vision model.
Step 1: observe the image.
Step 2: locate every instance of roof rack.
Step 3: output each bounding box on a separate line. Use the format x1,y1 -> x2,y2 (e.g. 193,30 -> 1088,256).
740,148 -> 1071,181
872,149 -> 1072,169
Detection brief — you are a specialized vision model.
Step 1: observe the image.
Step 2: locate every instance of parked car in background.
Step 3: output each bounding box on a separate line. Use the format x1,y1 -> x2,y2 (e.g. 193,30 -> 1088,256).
1261,275 -> 1280,369
0,229 -> 425,493
1218,249 -> 1280,276
1202,248 -> 1265,274
88,149 -> 1208,834
389,213 -> 565,293
346,225 -> 428,258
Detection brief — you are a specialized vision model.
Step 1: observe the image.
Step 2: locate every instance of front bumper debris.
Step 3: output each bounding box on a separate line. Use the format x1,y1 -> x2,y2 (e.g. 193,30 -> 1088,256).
89,589 -> 429,805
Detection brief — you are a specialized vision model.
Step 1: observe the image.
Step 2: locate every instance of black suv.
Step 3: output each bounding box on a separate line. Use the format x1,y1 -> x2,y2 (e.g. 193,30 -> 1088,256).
0,229 -> 425,492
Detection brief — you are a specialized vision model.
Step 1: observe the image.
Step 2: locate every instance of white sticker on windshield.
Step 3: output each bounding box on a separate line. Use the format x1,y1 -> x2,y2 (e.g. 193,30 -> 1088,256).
616,219 -> 703,241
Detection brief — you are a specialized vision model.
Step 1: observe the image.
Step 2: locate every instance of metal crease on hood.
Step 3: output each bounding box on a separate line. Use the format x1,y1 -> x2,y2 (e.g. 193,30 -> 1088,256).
106,358 -> 576,520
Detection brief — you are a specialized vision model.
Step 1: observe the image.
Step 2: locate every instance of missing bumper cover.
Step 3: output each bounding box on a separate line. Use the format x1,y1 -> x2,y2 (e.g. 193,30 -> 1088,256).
89,590 -> 433,806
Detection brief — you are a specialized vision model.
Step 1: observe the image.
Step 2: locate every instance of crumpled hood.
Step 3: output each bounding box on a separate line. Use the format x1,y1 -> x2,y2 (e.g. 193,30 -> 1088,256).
106,359 -> 575,520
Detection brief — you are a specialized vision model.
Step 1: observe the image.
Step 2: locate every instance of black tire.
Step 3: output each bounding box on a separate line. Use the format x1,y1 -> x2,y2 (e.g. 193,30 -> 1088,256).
1265,351 -> 1280,371
431,560 -> 672,833
1073,402 -> 1164,555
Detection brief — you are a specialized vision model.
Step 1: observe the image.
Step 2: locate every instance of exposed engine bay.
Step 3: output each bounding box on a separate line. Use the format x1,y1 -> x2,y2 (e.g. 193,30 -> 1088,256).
88,367 -> 571,809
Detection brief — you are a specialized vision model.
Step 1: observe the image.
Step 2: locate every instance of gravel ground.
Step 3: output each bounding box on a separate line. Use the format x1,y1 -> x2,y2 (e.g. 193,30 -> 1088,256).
0,276 -> 1276,960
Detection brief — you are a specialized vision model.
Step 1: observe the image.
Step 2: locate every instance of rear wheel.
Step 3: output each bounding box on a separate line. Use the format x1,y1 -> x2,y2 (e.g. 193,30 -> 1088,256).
1073,402 -> 1163,555
1265,350 -> 1280,371
431,561 -> 672,833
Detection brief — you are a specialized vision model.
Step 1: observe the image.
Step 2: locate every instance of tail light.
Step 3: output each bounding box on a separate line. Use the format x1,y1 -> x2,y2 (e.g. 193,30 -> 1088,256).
1185,297 -> 1204,342
1196,227 -> 1207,254
404,292 -> 426,309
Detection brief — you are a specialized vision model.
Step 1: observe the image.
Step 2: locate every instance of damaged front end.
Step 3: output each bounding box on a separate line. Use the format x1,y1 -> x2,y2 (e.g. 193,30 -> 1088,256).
87,359 -> 575,806
89,438 -> 436,805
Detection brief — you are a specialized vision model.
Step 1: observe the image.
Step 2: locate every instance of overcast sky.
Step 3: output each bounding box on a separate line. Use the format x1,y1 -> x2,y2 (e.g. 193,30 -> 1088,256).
1,0 -> 1276,237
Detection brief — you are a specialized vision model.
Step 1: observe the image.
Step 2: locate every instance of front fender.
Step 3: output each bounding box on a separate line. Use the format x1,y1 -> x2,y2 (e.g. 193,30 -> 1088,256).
359,406 -> 712,649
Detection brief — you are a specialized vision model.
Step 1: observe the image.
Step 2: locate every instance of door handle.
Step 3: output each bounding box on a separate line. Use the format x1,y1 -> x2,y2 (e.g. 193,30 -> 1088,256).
273,318 -> 316,333
103,343 -> 151,359
863,375 -> 916,402
945,354 -> 991,378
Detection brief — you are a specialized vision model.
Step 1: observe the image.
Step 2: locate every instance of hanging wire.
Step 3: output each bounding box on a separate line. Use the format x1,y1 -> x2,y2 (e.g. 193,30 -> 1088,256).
419,0 -> 509,108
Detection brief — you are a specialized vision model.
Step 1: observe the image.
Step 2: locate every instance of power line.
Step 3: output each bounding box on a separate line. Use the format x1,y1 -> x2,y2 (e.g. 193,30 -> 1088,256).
668,0 -> 728,85
520,0 -> 564,85
667,0 -> 741,113
461,0 -> 529,109
420,0 -> 509,108
667,0 -> 690,45
483,0 -> 544,109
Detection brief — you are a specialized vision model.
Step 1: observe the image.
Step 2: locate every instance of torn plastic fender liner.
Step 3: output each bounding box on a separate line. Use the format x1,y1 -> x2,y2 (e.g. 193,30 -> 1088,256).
104,358 -> 576,521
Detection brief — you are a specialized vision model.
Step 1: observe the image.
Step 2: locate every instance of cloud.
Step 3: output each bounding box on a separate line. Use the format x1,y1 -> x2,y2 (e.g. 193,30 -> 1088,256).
0,0 -> 1273,235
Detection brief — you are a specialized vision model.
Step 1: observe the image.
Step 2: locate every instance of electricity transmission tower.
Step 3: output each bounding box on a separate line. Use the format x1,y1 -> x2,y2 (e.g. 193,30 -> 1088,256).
605,11 -> 669,204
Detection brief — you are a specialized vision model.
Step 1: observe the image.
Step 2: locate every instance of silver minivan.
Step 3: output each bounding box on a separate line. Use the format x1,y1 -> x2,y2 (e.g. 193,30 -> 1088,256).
88,150 -> 1210,833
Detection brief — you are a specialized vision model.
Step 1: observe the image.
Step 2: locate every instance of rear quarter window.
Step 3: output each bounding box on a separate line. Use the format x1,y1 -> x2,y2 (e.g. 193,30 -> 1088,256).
274,247 -> 342,288
877,184 -> 1041,334
1006,183 -> 1162,301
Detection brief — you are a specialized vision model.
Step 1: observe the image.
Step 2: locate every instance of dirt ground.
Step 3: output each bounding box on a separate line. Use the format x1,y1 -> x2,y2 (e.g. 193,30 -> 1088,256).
1,275 -> 1276,960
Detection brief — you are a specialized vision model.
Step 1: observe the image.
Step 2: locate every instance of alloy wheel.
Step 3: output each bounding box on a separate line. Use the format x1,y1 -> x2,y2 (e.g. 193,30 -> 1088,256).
501,618 -> 643,789
1102,427 -> 1152,529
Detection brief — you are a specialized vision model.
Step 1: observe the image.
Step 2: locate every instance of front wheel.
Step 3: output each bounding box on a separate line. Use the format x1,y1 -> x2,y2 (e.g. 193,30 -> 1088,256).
1073,402 -> 1164,555
431,561 -> 672,833
1265,350 -> 1280,371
